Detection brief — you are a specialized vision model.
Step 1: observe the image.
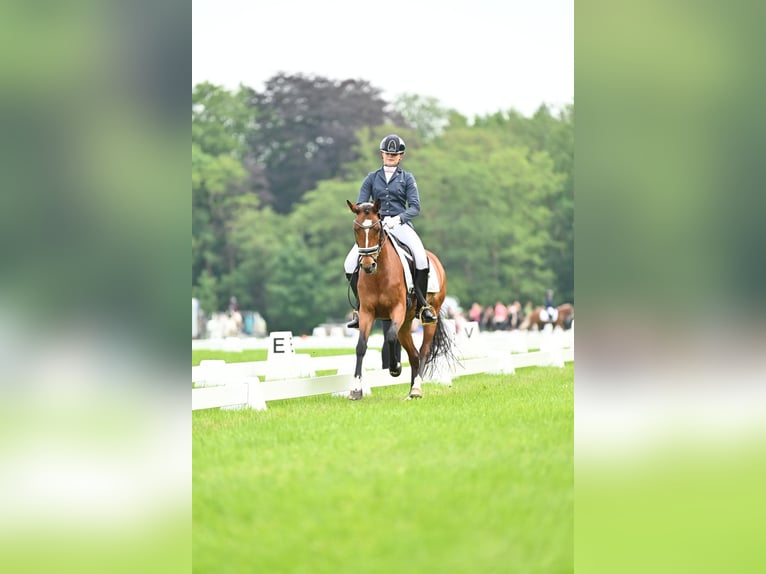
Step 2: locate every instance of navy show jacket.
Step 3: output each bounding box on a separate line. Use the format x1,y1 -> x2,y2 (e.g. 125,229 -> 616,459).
356,166 -> 421,227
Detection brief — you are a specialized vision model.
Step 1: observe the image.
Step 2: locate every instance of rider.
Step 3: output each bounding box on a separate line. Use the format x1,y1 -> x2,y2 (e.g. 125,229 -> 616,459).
344,134 -> 437,328
544,289 -> 556,318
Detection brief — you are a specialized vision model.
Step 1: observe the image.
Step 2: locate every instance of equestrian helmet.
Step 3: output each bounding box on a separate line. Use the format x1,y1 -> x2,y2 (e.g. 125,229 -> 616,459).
379,134 -> 406,155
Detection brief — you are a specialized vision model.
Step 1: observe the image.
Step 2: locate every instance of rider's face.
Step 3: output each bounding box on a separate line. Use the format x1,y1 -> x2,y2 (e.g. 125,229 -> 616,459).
381,152 -> 402,166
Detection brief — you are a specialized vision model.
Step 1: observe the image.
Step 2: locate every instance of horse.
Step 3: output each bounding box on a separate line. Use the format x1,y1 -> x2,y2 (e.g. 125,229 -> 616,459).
521,303 -> 574,331
347,199 -> 455,400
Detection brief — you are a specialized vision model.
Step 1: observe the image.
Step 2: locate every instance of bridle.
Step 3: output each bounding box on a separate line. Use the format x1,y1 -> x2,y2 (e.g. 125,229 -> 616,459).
353,217 -> 387,262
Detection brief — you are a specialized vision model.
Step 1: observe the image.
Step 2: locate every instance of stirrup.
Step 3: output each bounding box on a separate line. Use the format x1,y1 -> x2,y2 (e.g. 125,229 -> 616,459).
346,311 -> 359,329
418,305 -> 437,325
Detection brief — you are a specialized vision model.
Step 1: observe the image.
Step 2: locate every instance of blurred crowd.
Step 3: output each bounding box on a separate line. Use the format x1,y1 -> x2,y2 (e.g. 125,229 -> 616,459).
193,296 -> 268,339
195,295 -> 555,339
465,300 -> 536,331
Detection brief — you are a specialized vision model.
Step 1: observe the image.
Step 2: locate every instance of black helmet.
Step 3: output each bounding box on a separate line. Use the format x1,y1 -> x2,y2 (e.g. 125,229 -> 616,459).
379,134 -> 406,155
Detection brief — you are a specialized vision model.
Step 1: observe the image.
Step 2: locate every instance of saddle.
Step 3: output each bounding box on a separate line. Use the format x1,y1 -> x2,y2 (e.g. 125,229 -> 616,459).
386,231 -> 440,295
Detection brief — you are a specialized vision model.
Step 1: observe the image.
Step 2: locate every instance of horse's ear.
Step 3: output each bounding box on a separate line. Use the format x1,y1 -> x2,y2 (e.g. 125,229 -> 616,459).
346,200 -> 356,213
373,198 -> 381,213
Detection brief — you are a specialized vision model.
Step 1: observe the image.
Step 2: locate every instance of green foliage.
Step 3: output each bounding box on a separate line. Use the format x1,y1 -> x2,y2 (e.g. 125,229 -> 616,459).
192,269 -> 218,316
249,73 -> 402,214
287,179 -> 363,324
192,82 -> 255,157
192,83 -> 268,314
226,205 -> 282,312
192,78 -> 574,333
263,235 -> 326,334
392,93 -> 452,141
410,126 -> 562,305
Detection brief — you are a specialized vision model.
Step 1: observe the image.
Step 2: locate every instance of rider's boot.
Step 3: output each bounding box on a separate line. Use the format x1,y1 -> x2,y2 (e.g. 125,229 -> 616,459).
345,271 -> 360,328
413,268 -> 438,324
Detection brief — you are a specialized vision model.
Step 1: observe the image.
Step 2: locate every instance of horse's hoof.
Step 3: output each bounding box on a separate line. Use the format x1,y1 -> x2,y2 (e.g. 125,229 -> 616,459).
389,363 -> 402,377
406,390 -> 422,400
348,389 -> 363,401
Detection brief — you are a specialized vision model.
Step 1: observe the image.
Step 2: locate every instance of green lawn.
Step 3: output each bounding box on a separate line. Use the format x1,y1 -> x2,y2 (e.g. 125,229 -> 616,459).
193,347 -> 356,366
193,365 -> 573,573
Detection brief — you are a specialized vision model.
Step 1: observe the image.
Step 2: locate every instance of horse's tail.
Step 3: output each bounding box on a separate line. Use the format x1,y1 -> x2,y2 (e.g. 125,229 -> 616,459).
421,315 -> 459,379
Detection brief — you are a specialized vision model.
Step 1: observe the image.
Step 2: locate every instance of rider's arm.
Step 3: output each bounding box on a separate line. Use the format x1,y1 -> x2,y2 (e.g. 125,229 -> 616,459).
356,173 -> 375,203
399,173 -> 421,225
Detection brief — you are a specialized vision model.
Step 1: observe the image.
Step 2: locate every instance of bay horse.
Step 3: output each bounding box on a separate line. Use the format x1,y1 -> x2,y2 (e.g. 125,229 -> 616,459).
522,303 -> 574,331
347,199 -> 455,400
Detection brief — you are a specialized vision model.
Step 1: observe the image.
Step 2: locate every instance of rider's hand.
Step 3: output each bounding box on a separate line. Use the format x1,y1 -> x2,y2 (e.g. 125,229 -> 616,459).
383,215 -> 401,229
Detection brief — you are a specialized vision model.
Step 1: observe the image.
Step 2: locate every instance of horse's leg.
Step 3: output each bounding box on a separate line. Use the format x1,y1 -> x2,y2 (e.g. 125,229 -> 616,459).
381,317 -> 403,377
381,320 -> 393,369
397,325 -> 422,399
350,314 -> 373,400
417,323 -> 437,378
392,339 -> 402,376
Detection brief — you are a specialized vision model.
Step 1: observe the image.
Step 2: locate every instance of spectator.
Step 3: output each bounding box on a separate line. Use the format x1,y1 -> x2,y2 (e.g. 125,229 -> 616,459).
524,300 -> 534,318
493,301 -> 509,331
225,296 -> 242,335
507,300 -> 522,330
481,304 -> 495,331
468,302 -> 483,323
228,296 -> 239,314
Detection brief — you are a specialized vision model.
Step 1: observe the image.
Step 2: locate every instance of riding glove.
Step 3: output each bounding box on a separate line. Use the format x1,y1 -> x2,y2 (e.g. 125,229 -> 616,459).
383,215 -> 401,229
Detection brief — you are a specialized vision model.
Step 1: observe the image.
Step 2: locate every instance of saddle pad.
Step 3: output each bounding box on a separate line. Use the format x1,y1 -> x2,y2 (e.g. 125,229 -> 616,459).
388,238 -> 440,293
540,308 -> 559,322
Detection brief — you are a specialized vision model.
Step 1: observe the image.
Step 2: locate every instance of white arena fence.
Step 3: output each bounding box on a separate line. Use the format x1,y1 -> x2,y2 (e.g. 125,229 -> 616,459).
192,322 -> 574,412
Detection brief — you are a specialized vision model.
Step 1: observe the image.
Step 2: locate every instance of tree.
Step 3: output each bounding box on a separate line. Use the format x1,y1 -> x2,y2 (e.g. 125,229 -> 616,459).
191,78 -> 574,329
539,104 -> 574,303
192,269 -> 219,320
410,124 -> 563,307
286,178 -> 366,324
192,82 -> 254,157
192,142 -> 250,281
248,73 -> 403,213
263,235 -> 325,335
226,205 -> 284,315
192,83 -> 265,309
468,104 -> 574,303
392,93 -> 452,141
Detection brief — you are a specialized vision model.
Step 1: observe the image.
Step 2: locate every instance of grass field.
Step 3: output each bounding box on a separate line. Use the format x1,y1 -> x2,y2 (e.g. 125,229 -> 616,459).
193,347 -> 356,366
193,364 -> 573,573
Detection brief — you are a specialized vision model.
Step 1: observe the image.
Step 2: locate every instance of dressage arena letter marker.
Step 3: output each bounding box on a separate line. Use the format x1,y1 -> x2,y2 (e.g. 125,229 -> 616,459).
268,331 -> 295,360
456,321 -> 482,359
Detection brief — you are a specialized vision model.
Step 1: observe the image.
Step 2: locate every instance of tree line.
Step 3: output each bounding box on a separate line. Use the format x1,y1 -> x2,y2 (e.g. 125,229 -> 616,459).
193,73 -> 573,335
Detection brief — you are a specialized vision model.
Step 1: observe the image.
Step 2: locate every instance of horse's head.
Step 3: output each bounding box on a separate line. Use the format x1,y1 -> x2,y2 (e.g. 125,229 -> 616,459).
558,303 -> 574,329
347,198 -> 384,274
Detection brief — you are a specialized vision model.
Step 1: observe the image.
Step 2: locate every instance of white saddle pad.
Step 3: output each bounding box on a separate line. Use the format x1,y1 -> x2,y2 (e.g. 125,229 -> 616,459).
389,240 -> 440,293
540,308 -> 558,322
